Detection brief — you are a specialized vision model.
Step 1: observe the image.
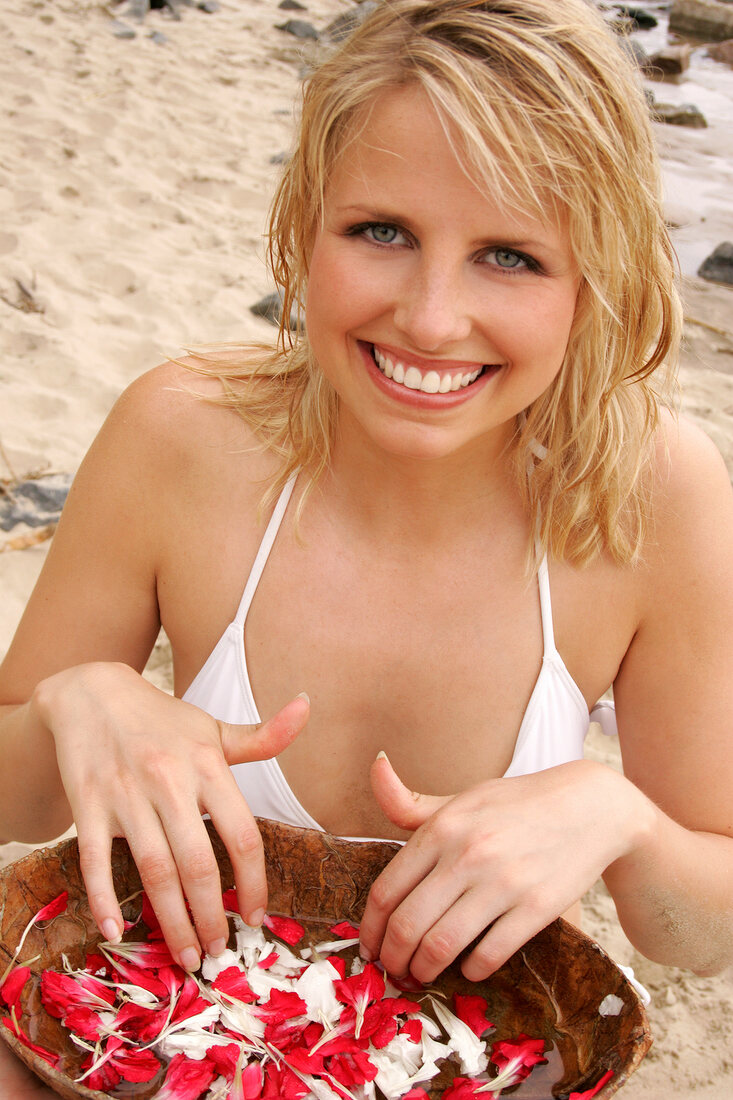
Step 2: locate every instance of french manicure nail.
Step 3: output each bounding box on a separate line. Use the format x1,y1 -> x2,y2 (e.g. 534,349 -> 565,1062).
101,918 -> 122,944
180,947 -> 201,972
296,692 -> 310,704
208,938 -> 227,958
247,908 -> 265,927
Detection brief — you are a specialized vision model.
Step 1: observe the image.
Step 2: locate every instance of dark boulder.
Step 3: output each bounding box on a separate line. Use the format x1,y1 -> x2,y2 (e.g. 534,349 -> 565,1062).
669,0 -> 733,41
698,242 -> 733,286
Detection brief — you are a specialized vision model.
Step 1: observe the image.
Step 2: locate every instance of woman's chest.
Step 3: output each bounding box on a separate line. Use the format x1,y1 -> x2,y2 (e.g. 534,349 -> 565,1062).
162,495 -> 638,837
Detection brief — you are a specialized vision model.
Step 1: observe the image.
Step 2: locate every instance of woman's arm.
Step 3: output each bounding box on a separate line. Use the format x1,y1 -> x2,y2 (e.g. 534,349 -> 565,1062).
604,417 -> 733,974
0,1043 -> 59,1099
0,366 -> 309,968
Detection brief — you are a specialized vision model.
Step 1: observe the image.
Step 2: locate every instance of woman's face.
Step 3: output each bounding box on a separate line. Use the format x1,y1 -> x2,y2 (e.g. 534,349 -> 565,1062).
305,85 -> 580,465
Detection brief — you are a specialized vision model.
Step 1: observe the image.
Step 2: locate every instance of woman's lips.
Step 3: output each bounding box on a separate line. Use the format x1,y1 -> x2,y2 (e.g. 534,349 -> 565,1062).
358,341 -> 500,407
372,344 -> 485,393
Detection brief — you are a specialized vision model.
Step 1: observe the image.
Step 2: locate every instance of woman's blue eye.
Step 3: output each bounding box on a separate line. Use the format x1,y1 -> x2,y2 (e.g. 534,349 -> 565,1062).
479,248 -> 537,271
365,224 -> 403,245
496,249 -> 523,268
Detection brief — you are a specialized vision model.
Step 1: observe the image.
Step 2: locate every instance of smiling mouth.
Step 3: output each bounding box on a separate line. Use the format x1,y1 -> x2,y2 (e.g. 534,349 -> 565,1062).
371,345 -> 488,394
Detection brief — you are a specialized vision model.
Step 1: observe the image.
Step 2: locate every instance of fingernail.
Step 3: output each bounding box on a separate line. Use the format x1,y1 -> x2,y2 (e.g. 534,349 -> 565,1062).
180,947 -> 201,972
247,907 -> 265,927
101,919 -> 122,944
296,692 -> 310,704
359,943 -> 373,962
376,750 -> 389,762
208,938 -> 227,958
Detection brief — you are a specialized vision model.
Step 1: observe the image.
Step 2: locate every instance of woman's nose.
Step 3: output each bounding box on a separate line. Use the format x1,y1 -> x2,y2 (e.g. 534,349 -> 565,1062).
392,259 -> 473,352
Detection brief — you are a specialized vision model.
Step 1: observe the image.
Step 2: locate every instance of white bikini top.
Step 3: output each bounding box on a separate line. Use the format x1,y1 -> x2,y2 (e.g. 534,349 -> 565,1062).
182,474 -> 616,836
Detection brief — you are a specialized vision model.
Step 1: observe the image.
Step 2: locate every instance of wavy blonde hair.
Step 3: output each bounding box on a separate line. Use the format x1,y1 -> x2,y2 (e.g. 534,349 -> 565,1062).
192,0 -> 680,564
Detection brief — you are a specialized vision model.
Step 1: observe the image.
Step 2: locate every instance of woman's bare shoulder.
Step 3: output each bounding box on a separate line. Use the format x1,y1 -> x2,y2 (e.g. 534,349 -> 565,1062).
102,358 -> 281,494
648,411 -> 733,561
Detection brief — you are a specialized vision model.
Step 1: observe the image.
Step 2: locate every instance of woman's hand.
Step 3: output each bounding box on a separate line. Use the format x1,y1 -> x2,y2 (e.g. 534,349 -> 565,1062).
31,663 -> 309,971
0,1043 -> 58,1099
359,751 -> 653,983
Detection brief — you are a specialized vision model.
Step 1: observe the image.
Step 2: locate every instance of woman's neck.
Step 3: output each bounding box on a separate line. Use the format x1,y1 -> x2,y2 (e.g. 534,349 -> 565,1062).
320,410 -> 523,545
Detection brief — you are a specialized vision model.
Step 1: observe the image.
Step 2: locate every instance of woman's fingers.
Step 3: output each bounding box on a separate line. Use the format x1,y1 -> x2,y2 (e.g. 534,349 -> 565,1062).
359,830 -> 438,967
54,674 -> 311,968
397,888 -> 503,984
460,904 -> 553,982
75,815 -> 124,944
122,805 -> 205,971
206,770 -> 270,931
221,693 -> 310,766
155,809 -> 232,966
369,750 -> 450,831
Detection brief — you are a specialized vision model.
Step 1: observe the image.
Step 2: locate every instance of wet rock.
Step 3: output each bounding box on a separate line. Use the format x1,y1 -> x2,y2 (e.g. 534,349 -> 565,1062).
325,0 -> 377,42
0,474 -> 72,532
698,242 -> 733,285
669,0 -> 733,41
110,19 -> 136,39
615,5 -> 659,29
651,101 -> 708,126
276,19 -> 319,40
250,290 -> 298,330
116,0 -> 149,21
279,0 -> 307,9
707,37 -> 733,65
621,36 -> 651,68
643,43 -> 692,75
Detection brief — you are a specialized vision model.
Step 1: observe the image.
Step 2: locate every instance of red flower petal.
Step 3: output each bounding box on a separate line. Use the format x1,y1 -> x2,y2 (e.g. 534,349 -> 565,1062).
399,1018 -> 423,1043
491,1032 -> 547,1081
2,1015 -> 60,1067
155,1051 -> 218,1099
222,887 -> 240,913
327,954 -> 347,979
453,994 -> 493,1038
213,966 -> 258,1004
141,891 -> 163,936
0,965 -> 30,1010
257,950 -> 279,969
569,1069 -> 615,1099
262,1061 -> 309,1098
206,1042 -> 241,1079
329,921 -> 359,939
441,1078 -> 483,1099
34,891 -> 68,923
62,1005 -> 106,1041
262,914 -> 305,945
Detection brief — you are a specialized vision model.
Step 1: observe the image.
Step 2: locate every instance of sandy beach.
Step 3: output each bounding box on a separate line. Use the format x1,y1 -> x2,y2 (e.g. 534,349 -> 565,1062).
1,1 -> 732,1096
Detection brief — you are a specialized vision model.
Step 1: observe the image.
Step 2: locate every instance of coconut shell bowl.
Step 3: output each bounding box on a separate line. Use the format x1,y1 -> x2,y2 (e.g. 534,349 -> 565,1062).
0,819 -> 651,1099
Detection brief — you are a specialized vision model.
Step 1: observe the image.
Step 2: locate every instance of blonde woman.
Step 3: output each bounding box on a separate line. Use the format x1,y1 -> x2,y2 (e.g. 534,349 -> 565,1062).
1,1 -> 732,1090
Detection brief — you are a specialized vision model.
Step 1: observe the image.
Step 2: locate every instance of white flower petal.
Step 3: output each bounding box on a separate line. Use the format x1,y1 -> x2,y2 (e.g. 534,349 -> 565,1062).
202,948 -> 242,981
294,958 -> 342,1024
430,996 -> 488,1075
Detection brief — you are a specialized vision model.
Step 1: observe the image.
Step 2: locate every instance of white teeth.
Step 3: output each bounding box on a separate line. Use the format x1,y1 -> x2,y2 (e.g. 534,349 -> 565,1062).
372,346 -> 484,394
420,371 -> 441,394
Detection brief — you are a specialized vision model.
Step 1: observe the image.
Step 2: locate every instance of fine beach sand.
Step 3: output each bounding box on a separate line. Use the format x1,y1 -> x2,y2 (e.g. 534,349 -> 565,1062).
1,1 -> 732,1096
